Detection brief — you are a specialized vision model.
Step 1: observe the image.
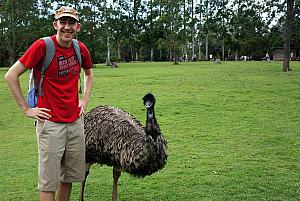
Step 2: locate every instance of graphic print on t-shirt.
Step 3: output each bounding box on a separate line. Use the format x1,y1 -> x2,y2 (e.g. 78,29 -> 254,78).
57,55 -> 78,76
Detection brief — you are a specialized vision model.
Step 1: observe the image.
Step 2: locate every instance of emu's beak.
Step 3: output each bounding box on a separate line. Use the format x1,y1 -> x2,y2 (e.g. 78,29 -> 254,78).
145,101 -> 153,109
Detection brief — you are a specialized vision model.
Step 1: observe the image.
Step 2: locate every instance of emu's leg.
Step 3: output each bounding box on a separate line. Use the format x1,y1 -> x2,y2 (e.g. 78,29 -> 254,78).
79,163 -> 92,201
112,166 -> 121,201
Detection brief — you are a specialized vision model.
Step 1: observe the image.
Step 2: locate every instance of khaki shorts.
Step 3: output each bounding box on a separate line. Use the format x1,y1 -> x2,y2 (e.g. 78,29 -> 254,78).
36,117 -> 85,192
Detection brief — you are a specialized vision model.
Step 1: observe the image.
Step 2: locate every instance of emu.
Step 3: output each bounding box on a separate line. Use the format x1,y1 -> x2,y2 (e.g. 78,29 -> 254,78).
80,93 -> 167,201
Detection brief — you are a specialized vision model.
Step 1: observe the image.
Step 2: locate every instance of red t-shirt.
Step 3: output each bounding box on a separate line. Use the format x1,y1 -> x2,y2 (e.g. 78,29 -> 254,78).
19,35 -> 92,123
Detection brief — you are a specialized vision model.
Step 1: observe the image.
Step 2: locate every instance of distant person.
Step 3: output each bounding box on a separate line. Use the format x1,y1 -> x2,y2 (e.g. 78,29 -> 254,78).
266,52 -> 270,62
4,6 -> 94,201
180,55 -> 185,62
192,54 -> 196,62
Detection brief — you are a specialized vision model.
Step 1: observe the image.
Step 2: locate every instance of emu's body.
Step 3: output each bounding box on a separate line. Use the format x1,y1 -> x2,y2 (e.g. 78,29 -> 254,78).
80,93 -> 167,201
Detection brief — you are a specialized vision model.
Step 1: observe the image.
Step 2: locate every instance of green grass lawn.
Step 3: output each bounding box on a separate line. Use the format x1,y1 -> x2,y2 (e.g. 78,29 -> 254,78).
0,61 -> 299,201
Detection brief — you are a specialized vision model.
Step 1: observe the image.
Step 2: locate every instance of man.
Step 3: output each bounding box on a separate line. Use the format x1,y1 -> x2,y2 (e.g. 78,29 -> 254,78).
4,6 -> 93,201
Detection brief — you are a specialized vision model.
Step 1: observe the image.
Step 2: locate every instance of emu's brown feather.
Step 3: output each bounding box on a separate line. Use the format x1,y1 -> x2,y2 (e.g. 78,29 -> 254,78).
84,105 -> 167,177
80,93 -> 167,201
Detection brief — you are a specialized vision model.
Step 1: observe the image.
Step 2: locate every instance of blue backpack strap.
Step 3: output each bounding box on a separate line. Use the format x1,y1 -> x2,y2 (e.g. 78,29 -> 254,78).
38,37 -> 55,96
72,39 -> 82,66
26,69 -> 38,108
72,39 -> 82,93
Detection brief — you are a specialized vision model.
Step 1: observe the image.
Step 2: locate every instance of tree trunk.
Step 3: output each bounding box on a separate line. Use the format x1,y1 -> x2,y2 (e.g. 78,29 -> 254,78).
191,0 -> 195,57
205,34 -> 208,60
198,0 -> 202,61
10,0 -> 16,66
131,45 -> 134,61
160,49 -> 162,61
135,51 -> 138,61
106,35 -> 111,66
150,0 -> 154,61
151,48 -> 154,61
282,0 -> 294,72
117,43 -> 121,62
235,51 -> 238,61
198,41 -> 202,60
222,41 -> 225,61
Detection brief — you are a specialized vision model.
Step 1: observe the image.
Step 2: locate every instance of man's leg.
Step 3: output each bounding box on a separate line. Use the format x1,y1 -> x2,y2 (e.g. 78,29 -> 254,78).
36,121 -> 66,201
40,191 -> 54,201
57,181 -> 72,201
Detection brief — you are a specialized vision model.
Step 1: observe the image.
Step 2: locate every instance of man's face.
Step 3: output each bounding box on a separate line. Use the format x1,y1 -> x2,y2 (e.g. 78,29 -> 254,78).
53,17 -> 80,45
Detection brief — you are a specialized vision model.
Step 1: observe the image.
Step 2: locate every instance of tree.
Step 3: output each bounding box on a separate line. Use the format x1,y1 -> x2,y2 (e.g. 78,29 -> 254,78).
1,0 -> 300,65
195,0 -> 204,60
283,0 -> 294,72
168,0 -> 182,64
0,0 -> 42,66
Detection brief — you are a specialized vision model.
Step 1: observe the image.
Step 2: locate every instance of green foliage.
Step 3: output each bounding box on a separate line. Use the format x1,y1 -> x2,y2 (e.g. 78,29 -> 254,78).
0,1 -> 300,63
1,61 -> 300,200
0,0 -> 259,64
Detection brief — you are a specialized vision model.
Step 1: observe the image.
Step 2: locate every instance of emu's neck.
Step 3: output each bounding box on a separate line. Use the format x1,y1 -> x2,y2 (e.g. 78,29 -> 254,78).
147,108 -> 155,120
145,108 -> 160,140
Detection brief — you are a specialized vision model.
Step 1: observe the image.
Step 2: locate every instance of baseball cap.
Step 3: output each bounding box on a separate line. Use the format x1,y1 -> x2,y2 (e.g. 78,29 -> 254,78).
54,6 -> 79,21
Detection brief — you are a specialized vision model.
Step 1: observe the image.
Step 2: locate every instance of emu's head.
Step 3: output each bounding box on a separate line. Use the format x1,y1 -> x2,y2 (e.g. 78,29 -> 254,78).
143,93 -> 156,109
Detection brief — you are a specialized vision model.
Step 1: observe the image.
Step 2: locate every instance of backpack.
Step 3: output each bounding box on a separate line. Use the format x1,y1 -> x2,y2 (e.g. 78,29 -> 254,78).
26,37 -> 82,108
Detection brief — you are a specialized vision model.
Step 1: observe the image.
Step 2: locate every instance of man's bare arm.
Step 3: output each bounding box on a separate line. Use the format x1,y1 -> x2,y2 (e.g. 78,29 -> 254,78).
4,61 -> 51,121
